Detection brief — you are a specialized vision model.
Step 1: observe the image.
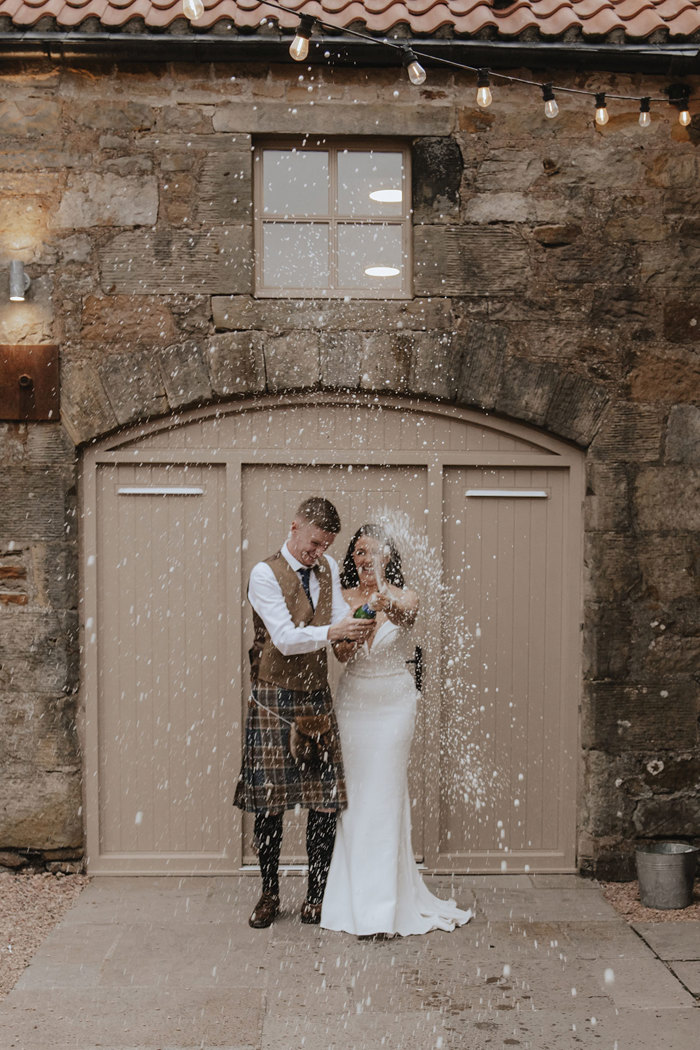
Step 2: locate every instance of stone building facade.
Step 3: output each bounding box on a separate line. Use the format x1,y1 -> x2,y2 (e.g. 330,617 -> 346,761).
0,32 -> 698,877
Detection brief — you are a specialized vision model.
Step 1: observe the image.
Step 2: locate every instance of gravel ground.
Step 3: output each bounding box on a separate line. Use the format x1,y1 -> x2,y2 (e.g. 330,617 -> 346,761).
0,871 -> 90,1002
599,878 -> 700,923
0,872 -> 697,1003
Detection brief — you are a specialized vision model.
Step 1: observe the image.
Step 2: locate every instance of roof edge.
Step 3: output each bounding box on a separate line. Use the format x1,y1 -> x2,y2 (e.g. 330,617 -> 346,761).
0,31 -> 698,74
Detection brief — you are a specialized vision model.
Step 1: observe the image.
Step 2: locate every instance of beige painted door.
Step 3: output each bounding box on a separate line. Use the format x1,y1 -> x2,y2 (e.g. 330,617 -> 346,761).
437,466 -> 579,872
82,396 -> 583,875
90,463 -> 233,870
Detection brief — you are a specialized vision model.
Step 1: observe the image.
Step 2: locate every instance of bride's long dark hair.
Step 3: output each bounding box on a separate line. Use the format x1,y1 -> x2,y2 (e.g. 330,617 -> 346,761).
340,523 -> 404,589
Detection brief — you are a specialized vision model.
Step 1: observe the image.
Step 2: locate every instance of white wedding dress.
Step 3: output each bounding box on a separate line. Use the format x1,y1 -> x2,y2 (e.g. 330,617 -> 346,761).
321,619 -> 473,936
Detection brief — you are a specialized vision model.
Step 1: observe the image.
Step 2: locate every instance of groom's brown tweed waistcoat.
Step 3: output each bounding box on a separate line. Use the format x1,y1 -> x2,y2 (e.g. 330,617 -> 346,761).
253,552 -> 333,691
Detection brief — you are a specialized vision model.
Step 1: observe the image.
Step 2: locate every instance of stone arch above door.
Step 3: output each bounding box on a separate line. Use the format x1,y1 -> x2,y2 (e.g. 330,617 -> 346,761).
81,394 -> 585,875
61,324 -> 610,450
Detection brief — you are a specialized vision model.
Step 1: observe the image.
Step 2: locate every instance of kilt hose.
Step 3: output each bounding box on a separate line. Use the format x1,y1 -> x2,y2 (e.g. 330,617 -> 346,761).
233,682 -> 348,815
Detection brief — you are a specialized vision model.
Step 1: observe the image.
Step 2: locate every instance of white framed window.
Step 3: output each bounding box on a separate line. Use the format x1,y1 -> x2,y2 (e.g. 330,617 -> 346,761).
254,138 -> 411,299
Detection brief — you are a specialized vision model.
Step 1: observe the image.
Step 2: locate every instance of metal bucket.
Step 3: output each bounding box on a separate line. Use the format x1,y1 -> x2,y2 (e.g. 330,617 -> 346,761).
635,841 -> 699,910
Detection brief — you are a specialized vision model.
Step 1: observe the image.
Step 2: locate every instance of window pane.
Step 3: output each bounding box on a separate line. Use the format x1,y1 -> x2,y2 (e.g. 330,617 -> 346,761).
262,150 -> 329,217
337,151 -> 404,217
263,223 -> 330,289
337,224 -> 404,289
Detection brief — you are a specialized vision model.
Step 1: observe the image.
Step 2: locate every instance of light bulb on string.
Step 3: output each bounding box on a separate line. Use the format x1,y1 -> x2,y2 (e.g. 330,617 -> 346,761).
289,15 -> 315,62
183,0 -> 204,21
476,69 -> 492,108
594,92 -> 609,126
541,83 -> 558,119
679,107 -> 692,126
639,97 -> 651,128
402,48 -> 426,86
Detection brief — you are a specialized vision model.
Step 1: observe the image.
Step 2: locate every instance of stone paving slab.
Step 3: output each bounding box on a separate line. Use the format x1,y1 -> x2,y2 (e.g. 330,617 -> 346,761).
632,921 -> 700,961
0,875 -> 697,1050
668,961 -> 700,996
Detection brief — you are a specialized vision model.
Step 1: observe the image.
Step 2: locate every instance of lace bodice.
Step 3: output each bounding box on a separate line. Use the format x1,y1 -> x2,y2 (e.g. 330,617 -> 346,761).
343,620 -> 417,679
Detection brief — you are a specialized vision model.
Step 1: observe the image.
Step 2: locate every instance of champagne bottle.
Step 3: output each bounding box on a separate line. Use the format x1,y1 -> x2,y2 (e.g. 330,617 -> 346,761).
353,602 -> 376,619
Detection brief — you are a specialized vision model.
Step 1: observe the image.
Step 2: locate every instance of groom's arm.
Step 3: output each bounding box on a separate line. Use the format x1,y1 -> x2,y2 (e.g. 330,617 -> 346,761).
248,561 -> 334,657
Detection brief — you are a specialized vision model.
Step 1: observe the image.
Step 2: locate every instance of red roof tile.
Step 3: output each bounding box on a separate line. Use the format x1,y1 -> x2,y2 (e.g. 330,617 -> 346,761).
1,0 -> 700,39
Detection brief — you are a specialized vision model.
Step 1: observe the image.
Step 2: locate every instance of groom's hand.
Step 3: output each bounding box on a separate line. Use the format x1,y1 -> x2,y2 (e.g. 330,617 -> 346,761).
328,614 -> 376,644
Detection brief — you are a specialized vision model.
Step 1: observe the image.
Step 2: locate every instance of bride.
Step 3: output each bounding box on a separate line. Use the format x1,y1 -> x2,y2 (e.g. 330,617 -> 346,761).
320,524 -> 472,937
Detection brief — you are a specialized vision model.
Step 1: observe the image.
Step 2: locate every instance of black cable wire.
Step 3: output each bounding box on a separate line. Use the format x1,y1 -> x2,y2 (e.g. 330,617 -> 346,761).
250,0 -> 694,108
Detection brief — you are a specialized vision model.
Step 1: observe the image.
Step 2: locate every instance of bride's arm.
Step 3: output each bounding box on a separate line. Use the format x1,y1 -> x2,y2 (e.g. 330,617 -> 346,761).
372,587 -> 419,628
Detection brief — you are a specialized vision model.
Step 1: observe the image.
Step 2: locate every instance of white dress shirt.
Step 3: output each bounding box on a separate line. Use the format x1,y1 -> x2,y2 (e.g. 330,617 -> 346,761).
248,542 -> 349,657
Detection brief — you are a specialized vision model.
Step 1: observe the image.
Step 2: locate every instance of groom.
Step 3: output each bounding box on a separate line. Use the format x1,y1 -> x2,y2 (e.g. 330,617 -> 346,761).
234,496 -> 375,928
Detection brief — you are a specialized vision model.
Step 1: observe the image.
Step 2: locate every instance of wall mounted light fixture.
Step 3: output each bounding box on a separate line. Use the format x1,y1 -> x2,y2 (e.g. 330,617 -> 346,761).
9,261 -> 30,302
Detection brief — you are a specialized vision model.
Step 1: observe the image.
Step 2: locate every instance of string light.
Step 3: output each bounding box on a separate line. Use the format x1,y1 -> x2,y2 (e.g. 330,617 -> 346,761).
677,86 -> 691,125
181,0 -> 695,138
476,69 -> 493,108
541,83 -> 559,119
182,0 -> 204,21
289,14 -> 316,62
595,92 -> 609,126
402,47 -> 427,86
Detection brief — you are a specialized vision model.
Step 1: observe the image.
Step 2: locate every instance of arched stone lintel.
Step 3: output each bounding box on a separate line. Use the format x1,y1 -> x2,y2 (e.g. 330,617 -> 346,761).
62,332 -> 610,450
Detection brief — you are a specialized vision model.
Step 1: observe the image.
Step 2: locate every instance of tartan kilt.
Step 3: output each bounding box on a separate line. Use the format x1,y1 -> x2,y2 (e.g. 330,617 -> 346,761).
233,683 -> 347,814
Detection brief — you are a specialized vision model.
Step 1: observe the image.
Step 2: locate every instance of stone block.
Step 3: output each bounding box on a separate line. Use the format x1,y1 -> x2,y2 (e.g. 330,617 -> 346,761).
412,137 -> 463,223
195,150 -> 252,223
584,463 -> 631,532
98,351 -> 169,426
60,359 -> 118,445
634,467 -> 700,532
0,771 -> 82,849
633,796 -> 700,839
638,534 -> 699,602
413,226 -> 528,296
532,225 -> 583,247
212,295 -> 454,333
0,469 -> 67,543
54,173 -> 158,229
155,340 -> 213,409
264,332 -> 319,392
408,332 -> 456,400
590,403 -> 664,463
205,332 -> 266,396
0,98 -> 61,137
583,602 -> 632,680
159,173 -> 196,225
213,102 -> 454,137
100,226 -> 253,295
663,300 -> 700,343
319,332 -> 362,389
464,192 -> 532,223
495,357 -> 559,426
546,373 -> 610,446
627,355 -> 700,403
0,609 -> 72,693
360,333 -> 411,394
665,404 -> 700,464
454,321 -> 507,411
584,535 -> 641,602
72,101 -> 154,131
582,678 -> 698,752
81,295 -> 178,350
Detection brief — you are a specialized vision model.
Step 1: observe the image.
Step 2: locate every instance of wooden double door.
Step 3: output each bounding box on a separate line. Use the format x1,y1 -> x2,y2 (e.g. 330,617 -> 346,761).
82,397 -> 583,875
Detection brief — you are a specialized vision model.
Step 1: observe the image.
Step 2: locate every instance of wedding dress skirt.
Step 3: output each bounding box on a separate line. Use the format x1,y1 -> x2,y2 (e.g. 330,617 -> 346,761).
321,621 -> 472,936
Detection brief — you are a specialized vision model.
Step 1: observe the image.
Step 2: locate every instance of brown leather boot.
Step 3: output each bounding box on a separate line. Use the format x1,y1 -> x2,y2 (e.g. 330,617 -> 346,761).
300,898 -> 322,925
249,892 -> 280,929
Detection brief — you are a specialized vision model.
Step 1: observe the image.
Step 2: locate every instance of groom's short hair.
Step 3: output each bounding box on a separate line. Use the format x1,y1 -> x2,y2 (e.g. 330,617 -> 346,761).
296,497 -> 341,534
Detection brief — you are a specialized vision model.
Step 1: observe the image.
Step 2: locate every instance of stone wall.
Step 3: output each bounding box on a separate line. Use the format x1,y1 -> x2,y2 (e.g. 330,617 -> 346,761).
0,55 -> 698,876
